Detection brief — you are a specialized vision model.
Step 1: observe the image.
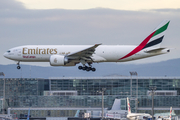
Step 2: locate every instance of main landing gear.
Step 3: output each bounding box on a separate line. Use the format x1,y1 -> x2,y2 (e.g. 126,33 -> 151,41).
78,61 -> 96,72
78,66 -> 96,72
17,61 -> 21,69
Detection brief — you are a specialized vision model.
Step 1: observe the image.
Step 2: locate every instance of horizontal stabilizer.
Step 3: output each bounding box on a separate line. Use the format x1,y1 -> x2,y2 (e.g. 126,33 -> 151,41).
144,48 -> 168,53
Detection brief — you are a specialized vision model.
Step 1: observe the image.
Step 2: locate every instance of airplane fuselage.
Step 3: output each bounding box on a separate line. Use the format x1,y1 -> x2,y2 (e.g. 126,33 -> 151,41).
3,45 -> 169,63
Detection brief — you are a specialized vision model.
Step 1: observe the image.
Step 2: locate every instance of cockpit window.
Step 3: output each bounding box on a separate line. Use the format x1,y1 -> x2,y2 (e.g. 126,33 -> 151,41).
7,50 -> 11,53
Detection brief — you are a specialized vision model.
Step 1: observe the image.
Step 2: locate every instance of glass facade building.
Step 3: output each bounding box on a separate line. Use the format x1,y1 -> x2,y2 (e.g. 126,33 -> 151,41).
0,77 -> 180,117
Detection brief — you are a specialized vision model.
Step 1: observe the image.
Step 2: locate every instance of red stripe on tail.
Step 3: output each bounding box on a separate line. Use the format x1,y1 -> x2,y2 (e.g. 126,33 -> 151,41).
119,31 -> 156,60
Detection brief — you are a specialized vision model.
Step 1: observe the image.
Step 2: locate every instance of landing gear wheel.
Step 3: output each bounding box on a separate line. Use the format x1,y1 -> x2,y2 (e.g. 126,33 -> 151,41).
16,61 -> 21,69
78,66 -> 83,70
88,67 -> 92,71
78,62 -> 96,72
82,66 -> 87,70
17,66 -> 21,69
86,67 -> 90,72
91,68 -> 96,72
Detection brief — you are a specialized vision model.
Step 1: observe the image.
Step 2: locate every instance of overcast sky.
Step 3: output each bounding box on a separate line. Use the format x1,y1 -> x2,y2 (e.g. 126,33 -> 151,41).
0,0 -> 180,66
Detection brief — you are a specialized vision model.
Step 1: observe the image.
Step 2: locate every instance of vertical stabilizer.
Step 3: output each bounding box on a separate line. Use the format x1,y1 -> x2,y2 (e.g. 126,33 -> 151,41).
111,99 -> 121,110
169,107 -> 172,120
27,108 -> 30,120
74,110 -> 80,117
142,20 -> 170,50
127,97 -> 131,114
119,20 -> 170,60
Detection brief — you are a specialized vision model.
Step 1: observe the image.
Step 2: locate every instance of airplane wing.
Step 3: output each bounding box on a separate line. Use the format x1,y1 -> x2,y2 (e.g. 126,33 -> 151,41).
67,43 -> 101,61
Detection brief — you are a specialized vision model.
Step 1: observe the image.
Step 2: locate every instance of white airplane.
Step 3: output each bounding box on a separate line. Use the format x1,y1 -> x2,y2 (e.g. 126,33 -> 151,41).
155,107 -> 173,120
3,20 -> 170,72
127,97 -> 151,120
105,99 -> 127,119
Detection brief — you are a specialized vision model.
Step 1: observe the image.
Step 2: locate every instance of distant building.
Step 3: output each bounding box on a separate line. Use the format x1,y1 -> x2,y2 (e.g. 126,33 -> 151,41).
0,77 -> 180,118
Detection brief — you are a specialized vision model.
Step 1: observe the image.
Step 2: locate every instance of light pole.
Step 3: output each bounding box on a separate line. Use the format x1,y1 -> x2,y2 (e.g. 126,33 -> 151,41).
149,86 -> 156,120
129,72 -> 138,96
0,72 -> 5,114
129,71 -> 138,112
101,88 -> 106,120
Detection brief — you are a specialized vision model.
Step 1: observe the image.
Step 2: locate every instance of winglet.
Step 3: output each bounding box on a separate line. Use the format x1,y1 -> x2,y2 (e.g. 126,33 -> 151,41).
95,43 -> 102,47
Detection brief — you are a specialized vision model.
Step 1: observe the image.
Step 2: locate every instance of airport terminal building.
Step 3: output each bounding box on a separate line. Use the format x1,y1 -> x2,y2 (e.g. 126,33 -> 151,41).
0,77 -> 180,118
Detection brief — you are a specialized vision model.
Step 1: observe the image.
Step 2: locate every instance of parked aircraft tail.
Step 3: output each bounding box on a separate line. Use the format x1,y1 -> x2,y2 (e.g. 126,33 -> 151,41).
27,108 -> 30,120
169,107 -> 172,120
74,110 -> 80,117
127,97 -> 131,114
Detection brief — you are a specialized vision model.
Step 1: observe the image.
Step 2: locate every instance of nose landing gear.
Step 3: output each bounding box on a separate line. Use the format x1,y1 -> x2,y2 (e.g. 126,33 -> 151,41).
17,61 -> 21,69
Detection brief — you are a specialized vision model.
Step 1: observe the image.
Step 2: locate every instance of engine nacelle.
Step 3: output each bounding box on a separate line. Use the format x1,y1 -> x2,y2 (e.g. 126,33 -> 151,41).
50,55 -> 68,66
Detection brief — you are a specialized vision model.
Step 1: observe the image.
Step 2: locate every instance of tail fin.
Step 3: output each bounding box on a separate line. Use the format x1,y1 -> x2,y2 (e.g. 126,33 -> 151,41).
119,20 -> 170,60
27,108 -> 30,120
169,107 -> 172,120
111,99 -> 121,110
142,20 -> 170,50
74,110 -> 80,117
127,97 -> 131,114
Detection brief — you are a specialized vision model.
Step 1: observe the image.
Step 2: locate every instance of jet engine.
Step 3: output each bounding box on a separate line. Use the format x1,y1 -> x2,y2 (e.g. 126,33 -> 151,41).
50,55 -> 68,66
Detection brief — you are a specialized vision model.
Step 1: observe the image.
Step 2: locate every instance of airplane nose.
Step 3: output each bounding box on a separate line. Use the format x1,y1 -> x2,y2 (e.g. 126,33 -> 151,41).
3,52 -> 8,58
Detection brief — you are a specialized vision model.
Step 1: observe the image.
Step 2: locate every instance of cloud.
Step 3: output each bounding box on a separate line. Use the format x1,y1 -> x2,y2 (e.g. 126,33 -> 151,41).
151,8 -> 180,13
0,0 -> 24,10
0,0 -> 180,66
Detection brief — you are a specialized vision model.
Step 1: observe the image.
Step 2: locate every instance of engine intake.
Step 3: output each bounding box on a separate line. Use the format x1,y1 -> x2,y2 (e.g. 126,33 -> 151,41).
50,55 -> 68,66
